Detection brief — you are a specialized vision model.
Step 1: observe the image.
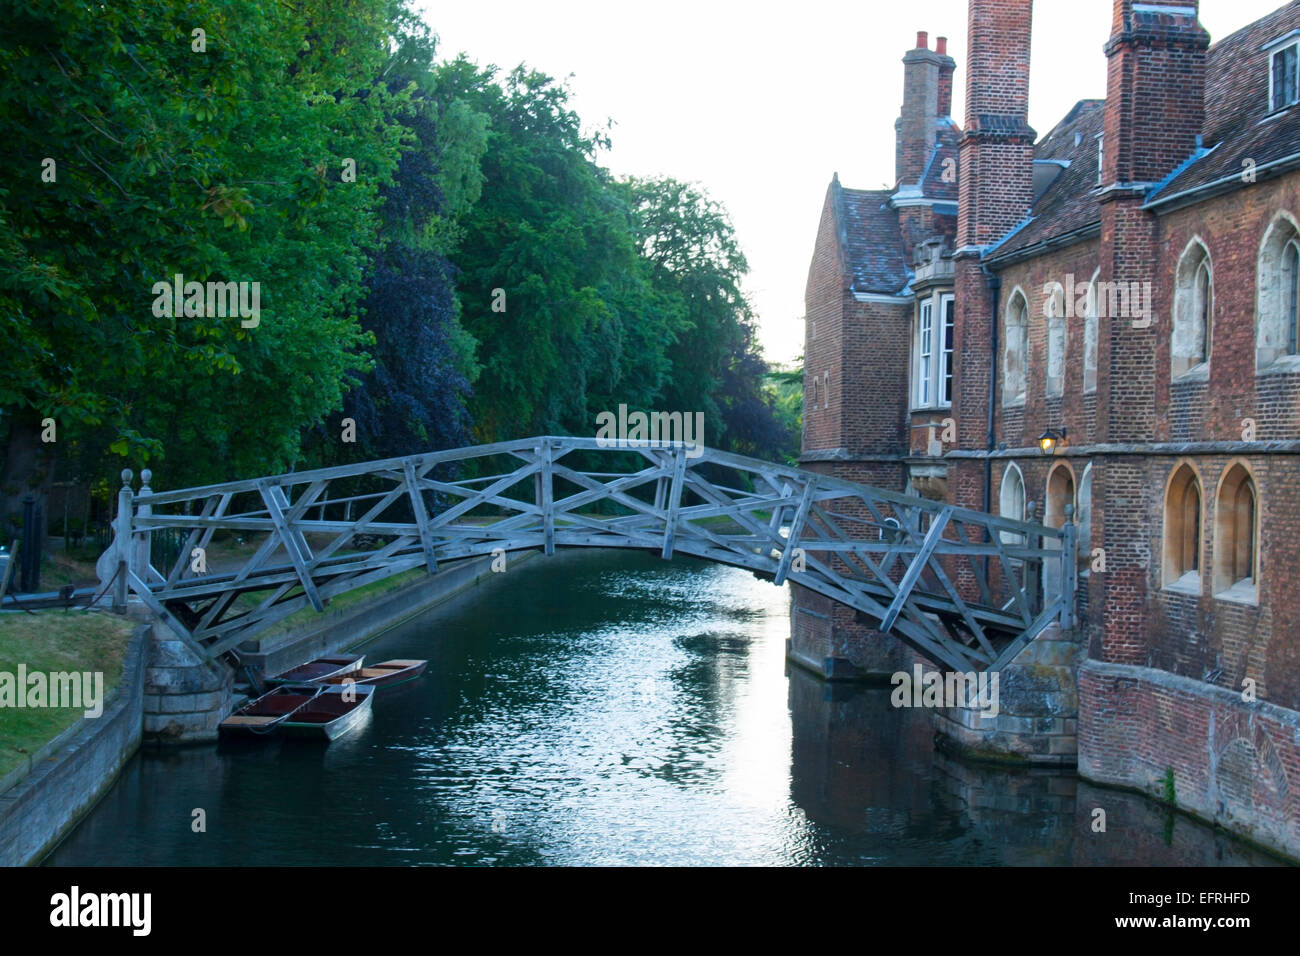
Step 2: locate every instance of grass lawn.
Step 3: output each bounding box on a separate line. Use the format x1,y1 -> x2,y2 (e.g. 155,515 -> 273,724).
0,610 -> 136,782
248,567 -> 428,643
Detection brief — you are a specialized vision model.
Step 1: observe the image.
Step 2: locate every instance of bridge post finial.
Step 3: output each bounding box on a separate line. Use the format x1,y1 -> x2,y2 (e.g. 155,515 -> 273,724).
134,469 -> 153,586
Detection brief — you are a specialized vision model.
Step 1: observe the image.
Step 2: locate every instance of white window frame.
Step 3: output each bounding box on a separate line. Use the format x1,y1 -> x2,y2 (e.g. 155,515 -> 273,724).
1270,41 -> 1300,114
917,299 -> 934,407
913,293 -> 955,410
1046,287 -> 1066,398
1173,239 -> 1213,381
939,294 -> 955,406
998,463 -> 1026,546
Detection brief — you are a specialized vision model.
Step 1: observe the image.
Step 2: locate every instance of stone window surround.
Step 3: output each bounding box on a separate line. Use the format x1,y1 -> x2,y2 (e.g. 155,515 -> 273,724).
1003,288 -> 1029,408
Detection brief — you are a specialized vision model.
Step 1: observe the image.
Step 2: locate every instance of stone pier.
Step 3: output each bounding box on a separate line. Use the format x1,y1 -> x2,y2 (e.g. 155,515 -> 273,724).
142,631 -> 234,744
933,623 -> 1081,766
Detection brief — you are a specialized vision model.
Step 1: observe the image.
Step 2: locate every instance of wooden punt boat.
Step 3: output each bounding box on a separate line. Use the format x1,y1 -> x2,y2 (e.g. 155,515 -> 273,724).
266,654 -> 363,685
278,684 -> 375,741
316,659 -> 427,689
219,685 -> 321,737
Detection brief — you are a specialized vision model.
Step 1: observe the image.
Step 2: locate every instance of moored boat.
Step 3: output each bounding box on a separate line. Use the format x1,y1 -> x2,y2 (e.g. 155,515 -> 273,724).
219,685 -> 322,737
316,659 -> 427,689
278,684 -> 375,741
266,654 -> 363,685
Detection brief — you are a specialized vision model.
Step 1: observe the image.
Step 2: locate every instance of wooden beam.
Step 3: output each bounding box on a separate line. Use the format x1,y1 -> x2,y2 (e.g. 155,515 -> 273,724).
773,478 -> 817,586
403,459 -> 439,573
880,506 -> 953,634
258,481 -> 324,612
660,449 -> 688,559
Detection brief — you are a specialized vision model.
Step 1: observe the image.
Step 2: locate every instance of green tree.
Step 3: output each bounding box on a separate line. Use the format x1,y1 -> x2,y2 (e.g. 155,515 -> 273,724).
0,0 -> 410,512
625,176 -> 791,459
438,59 -> 651,441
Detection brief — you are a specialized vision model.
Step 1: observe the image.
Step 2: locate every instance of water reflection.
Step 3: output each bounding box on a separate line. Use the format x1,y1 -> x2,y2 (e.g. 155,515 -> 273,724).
45,549 -> 1281,866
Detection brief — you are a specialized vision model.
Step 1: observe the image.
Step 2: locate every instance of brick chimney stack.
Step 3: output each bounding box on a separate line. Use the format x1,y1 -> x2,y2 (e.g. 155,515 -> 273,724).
896,31 -> 946,187
1092,2 -> 1208,665
936,37 -> 955,118
950,0 -> 1035,529
956,0 -> 1035,251
1102,0 -> 1209,187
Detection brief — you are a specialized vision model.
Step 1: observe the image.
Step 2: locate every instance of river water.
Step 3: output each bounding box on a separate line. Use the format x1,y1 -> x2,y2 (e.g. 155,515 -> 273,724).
46,549 -> 1280,866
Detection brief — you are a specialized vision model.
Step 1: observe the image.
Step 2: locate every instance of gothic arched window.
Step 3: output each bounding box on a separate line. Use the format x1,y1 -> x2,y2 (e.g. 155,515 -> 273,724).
1172,241 -> 1213,380
1003,292 -> 1029,405
1256,214 -> 1300,369
1163,464 -> 1202,592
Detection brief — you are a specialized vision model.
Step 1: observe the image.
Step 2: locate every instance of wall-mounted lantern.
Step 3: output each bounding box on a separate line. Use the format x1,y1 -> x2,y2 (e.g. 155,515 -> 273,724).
1038,428 -> 1068,456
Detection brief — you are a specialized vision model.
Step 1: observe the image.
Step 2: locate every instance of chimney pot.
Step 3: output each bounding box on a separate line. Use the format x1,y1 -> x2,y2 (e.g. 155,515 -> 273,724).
916,31 -> 928,49
936,36 -> 947,55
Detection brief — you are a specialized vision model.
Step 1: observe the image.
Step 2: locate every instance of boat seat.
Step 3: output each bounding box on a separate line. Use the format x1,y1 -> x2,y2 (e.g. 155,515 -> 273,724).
222,715 -> 278,726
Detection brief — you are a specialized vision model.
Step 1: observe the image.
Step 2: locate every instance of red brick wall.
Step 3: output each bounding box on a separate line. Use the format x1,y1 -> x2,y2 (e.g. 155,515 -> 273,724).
803,187 -> 844,454
1154,176 -> 1300,442
991,239 -> 1103,447
841,299 -> 911,455
1103,1 -> 1208,188
797,184 -> 916,672
1080,660 -> 1300,858
957,0 -> 1034,250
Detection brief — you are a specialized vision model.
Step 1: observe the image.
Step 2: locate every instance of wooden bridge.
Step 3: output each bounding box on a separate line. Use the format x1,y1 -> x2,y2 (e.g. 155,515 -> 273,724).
95,436 -> 1076,673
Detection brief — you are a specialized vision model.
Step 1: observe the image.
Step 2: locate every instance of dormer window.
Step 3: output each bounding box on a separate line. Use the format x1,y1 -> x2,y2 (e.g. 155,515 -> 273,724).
1271,41 -> 1299,113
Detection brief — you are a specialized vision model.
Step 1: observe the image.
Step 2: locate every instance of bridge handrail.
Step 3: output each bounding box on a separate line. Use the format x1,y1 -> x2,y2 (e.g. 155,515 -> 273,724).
138,435 -> 1065,542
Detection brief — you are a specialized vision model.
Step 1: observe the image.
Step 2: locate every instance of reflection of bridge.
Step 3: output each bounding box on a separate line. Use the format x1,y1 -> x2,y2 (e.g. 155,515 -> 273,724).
96,437 -> 1075,673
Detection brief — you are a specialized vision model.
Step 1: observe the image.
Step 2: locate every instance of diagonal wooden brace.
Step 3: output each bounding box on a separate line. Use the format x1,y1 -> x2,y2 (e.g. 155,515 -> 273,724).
879,506 -> 952,633
773,478 -> 817,586
127,570 -> 208,659
259,481 -> 324,612
403,459 -> 439,573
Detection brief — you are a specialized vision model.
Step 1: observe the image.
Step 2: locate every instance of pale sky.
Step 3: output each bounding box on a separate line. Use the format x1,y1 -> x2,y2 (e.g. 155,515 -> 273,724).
418,0 -> 1287,367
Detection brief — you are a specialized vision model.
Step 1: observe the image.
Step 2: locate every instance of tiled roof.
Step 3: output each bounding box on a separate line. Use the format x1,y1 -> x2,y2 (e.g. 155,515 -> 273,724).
985,100 -> 1104,262
992,2 -> 1300,258
920,119 -> 963,203
1147,2 -> 1300,205
836,183 -> 910,295
837,6 -> 1300,275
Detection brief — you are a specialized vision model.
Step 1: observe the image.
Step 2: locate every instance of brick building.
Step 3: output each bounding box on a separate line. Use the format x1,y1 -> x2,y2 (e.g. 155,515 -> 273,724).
798,0 -> 1300,856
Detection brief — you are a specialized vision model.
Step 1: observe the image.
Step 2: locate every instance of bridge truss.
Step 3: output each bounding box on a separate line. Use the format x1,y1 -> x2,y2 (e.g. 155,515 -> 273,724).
96,436 -> 1076,672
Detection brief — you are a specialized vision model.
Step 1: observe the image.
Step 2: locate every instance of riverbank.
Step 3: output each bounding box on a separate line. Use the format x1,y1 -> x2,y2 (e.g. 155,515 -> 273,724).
1,549 -> 537,863
0,617 -> 147,866
0,610 -> 136,784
